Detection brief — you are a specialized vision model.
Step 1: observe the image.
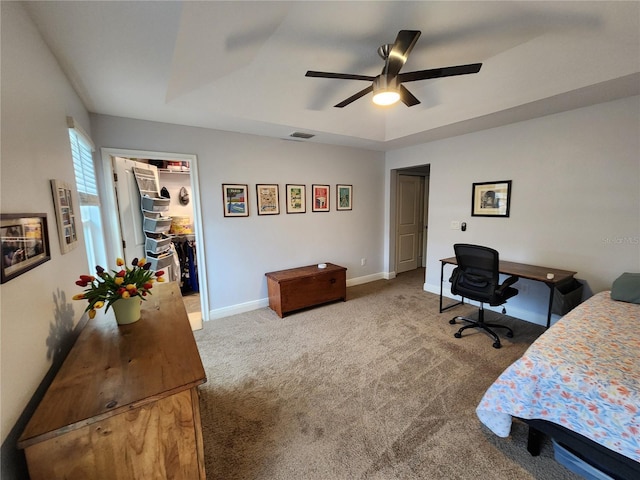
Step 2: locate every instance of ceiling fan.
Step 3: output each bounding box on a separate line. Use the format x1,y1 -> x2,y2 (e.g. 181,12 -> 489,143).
305,30 -> 482,108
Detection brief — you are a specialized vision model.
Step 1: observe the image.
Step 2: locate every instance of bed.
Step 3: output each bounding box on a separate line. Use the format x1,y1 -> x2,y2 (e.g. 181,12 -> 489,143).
476,289 -> 640,479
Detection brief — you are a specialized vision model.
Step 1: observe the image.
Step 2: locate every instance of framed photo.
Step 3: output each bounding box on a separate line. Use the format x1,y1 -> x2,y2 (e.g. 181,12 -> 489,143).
336,184 -> 353,211
1,214 -> 51,284
50,179 -> 78,254
286,184 -> 306,214
256,184 -> 280,215
222,184 -> 249,217
471,180 -> 512,217
312,184 -> 330,212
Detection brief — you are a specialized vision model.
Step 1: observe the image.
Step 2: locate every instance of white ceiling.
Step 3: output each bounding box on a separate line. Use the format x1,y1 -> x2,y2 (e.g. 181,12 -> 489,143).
24,1 -> 640,151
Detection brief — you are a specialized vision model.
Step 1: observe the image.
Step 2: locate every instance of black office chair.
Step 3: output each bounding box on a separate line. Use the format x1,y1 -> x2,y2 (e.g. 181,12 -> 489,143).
448,244 -> 519,349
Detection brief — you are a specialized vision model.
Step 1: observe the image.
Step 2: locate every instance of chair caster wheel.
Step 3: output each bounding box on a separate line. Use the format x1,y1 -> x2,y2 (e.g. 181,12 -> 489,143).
506,331 -> 514,338
493,341 -> 501,349
454,332 -> 462,338
449,318 -> 456,325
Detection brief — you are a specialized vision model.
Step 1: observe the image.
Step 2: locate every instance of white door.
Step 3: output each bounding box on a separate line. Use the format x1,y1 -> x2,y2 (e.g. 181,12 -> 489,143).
112,157 -> 159,265
396,174 -> 424,274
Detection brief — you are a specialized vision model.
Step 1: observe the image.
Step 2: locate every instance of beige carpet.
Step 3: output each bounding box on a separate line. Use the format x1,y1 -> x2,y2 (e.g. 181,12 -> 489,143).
194,268 -> 580,480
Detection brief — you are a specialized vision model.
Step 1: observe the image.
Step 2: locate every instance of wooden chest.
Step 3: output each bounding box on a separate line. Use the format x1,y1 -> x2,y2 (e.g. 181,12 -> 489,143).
265,263 -> 347,317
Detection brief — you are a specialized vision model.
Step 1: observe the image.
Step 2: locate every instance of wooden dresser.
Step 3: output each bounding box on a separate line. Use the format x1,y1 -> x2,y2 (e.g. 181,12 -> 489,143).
18,282 -> 207,479
265,263 -> 347,317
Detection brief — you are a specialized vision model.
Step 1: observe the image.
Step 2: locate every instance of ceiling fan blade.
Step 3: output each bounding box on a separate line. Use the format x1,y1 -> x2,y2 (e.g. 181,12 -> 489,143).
334,85 -> 373,108
386,30 -> 421,77
306,71 -> 376,81
398,63 -> 482,83
399,85 -> 420,107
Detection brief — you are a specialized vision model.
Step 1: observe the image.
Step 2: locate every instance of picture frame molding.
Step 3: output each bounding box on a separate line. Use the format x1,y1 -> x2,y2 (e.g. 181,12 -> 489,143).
285,184 -> 306,214
336,184 -> 353,211
471,180 -> 512,217
1,213 -> 51,284
50,179 -> 79,254
256,184 -> 280,215
312,184 -> 330,212
222,184 -> 249,217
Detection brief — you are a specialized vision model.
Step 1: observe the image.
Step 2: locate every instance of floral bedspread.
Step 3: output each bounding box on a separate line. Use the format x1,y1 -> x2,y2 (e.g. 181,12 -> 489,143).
476,291 -> 640,462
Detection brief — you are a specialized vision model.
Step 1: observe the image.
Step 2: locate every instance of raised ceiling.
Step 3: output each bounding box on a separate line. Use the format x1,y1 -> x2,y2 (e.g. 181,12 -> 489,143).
24,1 -> 640,151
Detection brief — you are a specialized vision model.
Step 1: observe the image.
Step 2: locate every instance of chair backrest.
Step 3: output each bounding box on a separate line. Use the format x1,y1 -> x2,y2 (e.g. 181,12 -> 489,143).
451,244 -> 500,302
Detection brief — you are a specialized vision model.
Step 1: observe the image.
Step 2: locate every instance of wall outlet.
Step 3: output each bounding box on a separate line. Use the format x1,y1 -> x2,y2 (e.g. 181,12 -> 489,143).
451,221 -> 460,230
361,258 -> 366,266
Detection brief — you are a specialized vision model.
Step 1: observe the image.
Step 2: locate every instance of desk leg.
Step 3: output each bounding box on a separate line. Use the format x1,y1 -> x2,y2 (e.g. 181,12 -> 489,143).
545,283 -> 555,329
439,261 -> 464,313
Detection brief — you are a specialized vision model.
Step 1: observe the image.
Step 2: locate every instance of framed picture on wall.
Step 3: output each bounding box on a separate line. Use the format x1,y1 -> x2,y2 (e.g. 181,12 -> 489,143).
312,184 -> 330,212
50,179 -> 79,254
336,184 -> 352,211
1,213 -> 51,284
285,184 -> 306,214
222,184 -> 249,217
256,184 -> 280,215
471,180 -> 512,217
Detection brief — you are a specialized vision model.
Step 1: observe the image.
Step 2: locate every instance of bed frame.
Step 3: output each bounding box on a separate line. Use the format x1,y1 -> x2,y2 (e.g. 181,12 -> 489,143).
524,419 -> 640,480
476,290 -> 640,479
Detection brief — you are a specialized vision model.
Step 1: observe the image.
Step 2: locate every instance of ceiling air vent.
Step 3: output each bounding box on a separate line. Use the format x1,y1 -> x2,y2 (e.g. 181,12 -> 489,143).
289,131 -> 315,139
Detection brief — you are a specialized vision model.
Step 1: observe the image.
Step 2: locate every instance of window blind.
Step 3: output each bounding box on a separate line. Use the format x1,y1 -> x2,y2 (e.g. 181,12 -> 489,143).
67,117 -> 99,206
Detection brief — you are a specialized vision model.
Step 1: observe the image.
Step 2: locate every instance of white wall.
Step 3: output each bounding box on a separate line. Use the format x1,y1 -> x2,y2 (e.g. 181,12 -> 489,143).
386,96 -> 640,325
2,1 -> 638,472
89,114 -> 386,317
1,1 -> 91,445
158,171 -> 194,220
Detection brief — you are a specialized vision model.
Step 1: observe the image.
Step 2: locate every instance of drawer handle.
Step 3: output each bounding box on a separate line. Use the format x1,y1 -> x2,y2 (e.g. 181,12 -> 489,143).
330,278 -> 336,284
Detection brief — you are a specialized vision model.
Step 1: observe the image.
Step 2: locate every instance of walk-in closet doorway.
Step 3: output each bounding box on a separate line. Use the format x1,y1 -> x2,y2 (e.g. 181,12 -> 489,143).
100,148 -> 209,330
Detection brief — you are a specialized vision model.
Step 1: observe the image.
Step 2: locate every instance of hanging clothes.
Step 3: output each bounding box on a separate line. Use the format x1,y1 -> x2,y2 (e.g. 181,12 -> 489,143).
172,236 -> 198,294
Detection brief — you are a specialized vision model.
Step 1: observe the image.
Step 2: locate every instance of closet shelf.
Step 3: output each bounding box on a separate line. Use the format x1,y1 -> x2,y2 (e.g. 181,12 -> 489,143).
158,168 -> 190,175
170,233 -> 196,241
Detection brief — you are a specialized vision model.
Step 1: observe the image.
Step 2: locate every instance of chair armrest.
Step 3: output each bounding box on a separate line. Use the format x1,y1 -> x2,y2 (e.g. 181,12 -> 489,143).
496,275 -> 519,294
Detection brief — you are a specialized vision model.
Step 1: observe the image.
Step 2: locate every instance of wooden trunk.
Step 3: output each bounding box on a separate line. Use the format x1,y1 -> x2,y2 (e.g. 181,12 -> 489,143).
265,263 -> 347,317
18,282 -> 207,480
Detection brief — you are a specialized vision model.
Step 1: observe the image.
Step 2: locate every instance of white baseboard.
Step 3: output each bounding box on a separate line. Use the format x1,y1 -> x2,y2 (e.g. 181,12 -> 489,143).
208,271 -> 389,320
347,272 -> 387,286
209,298 -> 270,320
424,282 -> 550,327
209,275 -> 552,326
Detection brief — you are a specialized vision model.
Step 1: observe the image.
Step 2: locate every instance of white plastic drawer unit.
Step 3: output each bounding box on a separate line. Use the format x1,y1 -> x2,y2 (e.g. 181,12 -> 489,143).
142,209 -> 161,219
143,216 -> 172,233
141,196 -> 170,212
145,235 -> 171,255
148,254 -> 173,271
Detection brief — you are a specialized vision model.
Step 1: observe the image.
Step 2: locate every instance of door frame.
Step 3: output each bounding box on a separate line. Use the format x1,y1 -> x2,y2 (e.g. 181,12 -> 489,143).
390,165 -> 430,278
100,147 -> 210,322
395,173 -> 424,274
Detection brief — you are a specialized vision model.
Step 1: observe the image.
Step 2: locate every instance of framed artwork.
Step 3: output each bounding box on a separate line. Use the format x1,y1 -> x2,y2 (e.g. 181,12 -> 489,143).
256,184 -> 280,215
286,184 -> 306,214
312,184 -> 330,212
471,180 -> 512,217
222,184 -> 249,217
50,179 -> 78,254
336,184 -> 353,211
1,214 -> 51,284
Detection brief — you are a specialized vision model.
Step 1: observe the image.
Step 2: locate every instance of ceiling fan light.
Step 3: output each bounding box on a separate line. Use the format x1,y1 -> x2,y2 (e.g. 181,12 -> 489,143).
372,75 -> 400,106
372,90 -> 400,106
